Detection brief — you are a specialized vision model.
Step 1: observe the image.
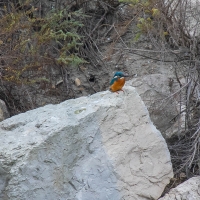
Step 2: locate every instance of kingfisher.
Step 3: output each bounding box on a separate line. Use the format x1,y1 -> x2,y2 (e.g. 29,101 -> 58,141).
109,71 -> 129,93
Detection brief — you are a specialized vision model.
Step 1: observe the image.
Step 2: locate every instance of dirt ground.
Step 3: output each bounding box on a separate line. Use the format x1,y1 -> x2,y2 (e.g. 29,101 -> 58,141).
60,35 -> 177,102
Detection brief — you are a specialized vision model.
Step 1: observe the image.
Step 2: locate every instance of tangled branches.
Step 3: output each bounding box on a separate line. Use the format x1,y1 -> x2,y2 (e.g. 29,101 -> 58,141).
161,0 -> 200,179
168,59 -> 200,178
169,122 -> 200,174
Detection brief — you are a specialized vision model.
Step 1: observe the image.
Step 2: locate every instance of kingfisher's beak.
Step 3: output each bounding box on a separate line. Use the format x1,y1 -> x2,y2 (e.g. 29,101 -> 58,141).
124,74 -> 137,77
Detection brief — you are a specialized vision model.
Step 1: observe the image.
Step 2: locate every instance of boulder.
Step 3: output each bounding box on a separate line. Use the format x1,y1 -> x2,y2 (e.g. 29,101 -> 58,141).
0,99 -> 10,122
159,177 -> 200,200
0,86 -> 173,200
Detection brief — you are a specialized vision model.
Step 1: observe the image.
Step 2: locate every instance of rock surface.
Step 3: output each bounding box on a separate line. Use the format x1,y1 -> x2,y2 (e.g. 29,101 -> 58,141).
159,177 -> 200,200
128,74 -> 185,138
0,86 -> 173,200
0,99 -> 10,122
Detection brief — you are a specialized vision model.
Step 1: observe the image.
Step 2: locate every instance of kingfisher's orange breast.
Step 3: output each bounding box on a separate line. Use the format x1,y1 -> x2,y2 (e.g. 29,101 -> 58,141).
110,77 -> 125,92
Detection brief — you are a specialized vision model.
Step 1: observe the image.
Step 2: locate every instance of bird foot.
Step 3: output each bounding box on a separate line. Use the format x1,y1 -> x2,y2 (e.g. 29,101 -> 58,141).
115,89 -> 125,94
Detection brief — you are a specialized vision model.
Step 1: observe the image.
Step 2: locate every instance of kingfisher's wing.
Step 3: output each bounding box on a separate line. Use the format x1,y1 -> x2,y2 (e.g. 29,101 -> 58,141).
110,77 -> 118,85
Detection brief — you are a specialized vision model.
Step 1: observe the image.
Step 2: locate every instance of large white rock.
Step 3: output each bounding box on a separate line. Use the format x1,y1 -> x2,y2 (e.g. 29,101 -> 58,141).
0,86 -> 173,200
159,177 -> 200,200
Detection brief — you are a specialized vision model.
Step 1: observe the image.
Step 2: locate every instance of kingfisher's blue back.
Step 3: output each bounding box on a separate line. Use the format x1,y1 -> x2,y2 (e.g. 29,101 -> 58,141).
109,71 -> 127,92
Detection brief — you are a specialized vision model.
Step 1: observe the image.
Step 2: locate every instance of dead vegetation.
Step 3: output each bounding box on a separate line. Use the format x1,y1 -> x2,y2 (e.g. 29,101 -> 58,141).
0,0 -> 130,115
161,0 -> 200,181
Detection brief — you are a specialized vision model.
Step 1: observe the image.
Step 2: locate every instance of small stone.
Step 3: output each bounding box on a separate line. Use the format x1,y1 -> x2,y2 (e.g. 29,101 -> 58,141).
159,177 -> 200,200
75,78 -> 81,86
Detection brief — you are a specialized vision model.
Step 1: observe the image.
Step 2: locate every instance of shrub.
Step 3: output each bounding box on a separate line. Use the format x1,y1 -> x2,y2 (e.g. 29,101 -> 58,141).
0,4 -> 85,85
